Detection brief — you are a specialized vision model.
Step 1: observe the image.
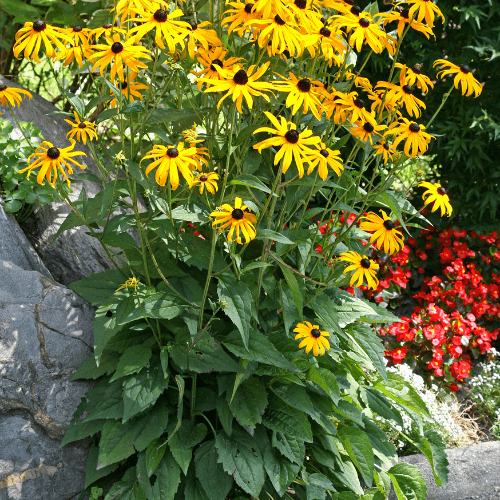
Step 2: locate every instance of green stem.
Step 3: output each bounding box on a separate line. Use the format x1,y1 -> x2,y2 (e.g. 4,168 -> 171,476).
425,81 -> 455,130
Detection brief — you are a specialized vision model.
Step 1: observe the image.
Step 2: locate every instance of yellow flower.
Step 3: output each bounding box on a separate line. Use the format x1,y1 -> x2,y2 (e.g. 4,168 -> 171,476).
192,171 -> 219,194
333,12 -> 387,53
0,85 -> 32,107
90,24 -> 127,43
350,120 -> 387,144
182,123 -> 201,144
57,44 -> 94,68
14,20 -> 73,63
181,20 -> 221,60
333,91 -> 378,126
116,277 -> 140,291
407,0 -> 445,28
385,117 -> 434,157
64,112 -> 98,144
222,1 -> 259,35
373,141 -> 394,164
191,46 -> 242,89
200,61 -> 275,114
274,73 -> 324,120
107,72 -> 149,108
140,143 -> 198,190
128,6 -> 189,52
19,140 -> 86,187
323,90 -> 350,123
395,63 -> 434,94
210,197 -> 257,244
113,0 -> 157,22
253,111 -> 321,177
344,70 -> 372,92
89,34 -> 151,82
367,89 -> 399,115
375,73 -> 426,118
419,181 -> 452,217
68,25 -> 91,45
359,210 -> 404,255
379,9 -> 435,39
303,23 -> 346,67
433,59 -> 482,98
294,321 -> 330,356
339,251 -> 379,289
307,142 -> 344,180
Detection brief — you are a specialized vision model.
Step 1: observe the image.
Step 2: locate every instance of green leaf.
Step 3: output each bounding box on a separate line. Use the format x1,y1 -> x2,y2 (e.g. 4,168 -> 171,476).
218,278 -> 253,349
278,264 -> 303,321
110,345 -> 152,382
388,463 -> 427,500
271,385 -> 317,418
195,441 -> 233,500
272,432 -> 305,465
122,100 -> 145,114
257,229 -> 295,245
150,452 -> 181,500
97,108 -> 119,124
122,365 -> 168,422
362,387 -> 403,427
223,329 -> 300,372
338,427 -> 374,487
62,415 -> 106,446
146,438 -> 167,477
230,174 -> 272,194
331,460 -> 364,496
241,261 -> 272,274
263,394 -> 313,442
160,347 -> 169,378
215,430 -> 266,498
4,199 -> 22,212
101,231 -> 138,250
71,351 -> 120,381
229,377 -> 268,432
132,401 -> 170,452
307,366 -> 340,405
97,420 -> 136,469
305,472 -> 334,500
168,420 -> 207,475
84,378 -> 124,422
103,468 -> 135,500
63,88 -> 85,118
120,292 -> 187,323
333,398 -> 364,426
415,430 -> 449,486
171,202 -> 210,223
0,0 -> 40,23
146,108 -> 204,125
362,418 -> 398,467
263,444 -> 299,496
68,270 -> 126,306
85,443 -> 119,488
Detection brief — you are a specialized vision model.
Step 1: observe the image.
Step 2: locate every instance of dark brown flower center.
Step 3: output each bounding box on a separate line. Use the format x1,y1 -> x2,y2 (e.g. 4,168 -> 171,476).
73,25 -> 83,32
401,8 -> 410,19
210,59 -> 223,71
409,122 -> 420,133
320,149 -> 329,158
459,64 -> 470,74
363,122 -> 374,133
105,310 -> 113,317
383,142 -> 389,150
153,9 -> 168,22
78,122 -> 87,129
188,20 -> 198,30
437,186 -> 446,195
233,69 -> 248,85
295,0 -> 307,8
311,328 -> 321,338
354,97 -> 365,109
33,20 -> 46,32
402,85 -> 413,94
350,5 -> 362,15
47,147 -> 60,159
360,258 -> 371,269
285,129 -> 300,144
200,175 -> 208,182
274,15 -> 286,25
319,26 -> 331,37
412,63 -> 422,74
232,208 -> 244,220
103,24 -> 113,29
383,220 -> 395,230
244,3 -> 254,13
121,81 -> 128,89
358,17 -> 370,28
111,42 -> 123,54
167,147 -> 179,158
297,78 -> 311,92
0,85 -> 7,92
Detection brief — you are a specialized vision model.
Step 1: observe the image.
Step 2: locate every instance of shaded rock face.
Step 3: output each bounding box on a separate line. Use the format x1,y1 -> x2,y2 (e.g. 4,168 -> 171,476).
0,206 -> 95,500
0,75 -> 119,286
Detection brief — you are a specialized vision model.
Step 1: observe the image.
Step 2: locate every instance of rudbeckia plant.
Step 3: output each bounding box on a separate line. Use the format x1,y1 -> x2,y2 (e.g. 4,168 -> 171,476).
8,0 -> 485,496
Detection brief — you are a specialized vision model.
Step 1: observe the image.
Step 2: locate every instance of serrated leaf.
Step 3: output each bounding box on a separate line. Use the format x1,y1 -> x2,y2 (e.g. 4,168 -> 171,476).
272,432 -> 305,465
338,427 -> 374,487
228,377 -> 268,432
307,366 -> 340,404
85,443 -> 119,488
71,351 -> 120,381
257,229 -> 295,244
415,430 -> 449,486
362,387 -> 403,426
230,173 -> 272,194
150,452 -> 181,500
278,264 -> 303,321
120,292 -> 187,323
171,202 -> 210,223
68,269 -> 127,306
169,420 -> 207,475
388,463 -> 427,500
271,385 -> 317,418
84,378 -> 124,422
98,420 -> 136,469
146,439 -> 166,477
195,441 -> 233,500
110,345 -> 152,382
263,444 -> 299,496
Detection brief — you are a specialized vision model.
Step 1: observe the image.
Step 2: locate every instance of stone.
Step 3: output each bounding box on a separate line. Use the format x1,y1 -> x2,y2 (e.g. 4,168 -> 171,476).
0,75 -> 144,286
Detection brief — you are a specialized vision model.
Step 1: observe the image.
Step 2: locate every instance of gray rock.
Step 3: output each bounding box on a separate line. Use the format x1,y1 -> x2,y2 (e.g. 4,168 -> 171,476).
389,442 -> 500,500
0,75 -> 142,286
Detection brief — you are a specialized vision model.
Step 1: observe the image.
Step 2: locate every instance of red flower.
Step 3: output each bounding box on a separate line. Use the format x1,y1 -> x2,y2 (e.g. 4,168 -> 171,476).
389,346 -> 407,364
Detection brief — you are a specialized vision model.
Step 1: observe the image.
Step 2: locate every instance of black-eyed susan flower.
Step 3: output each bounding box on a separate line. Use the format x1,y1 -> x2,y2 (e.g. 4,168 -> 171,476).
419,181 -> 452,217
359,210 -> 404,254
210,197 -> 257,244
193,171 -> 219,194
90,24 -> 126,43
395,63 -> 434,94
307,142 -> 344,180
200,62 -> 274,114
19,140 -> 86,187
375,75 -> 426,118
253,111 -> 320,177
14,20 -> 73,63
333,12 -> 387,53
108,72 -> 149,108
289,0 -> 323,28
379,9 -> 435,39
191,46 -> 242,88
294,321 -> 330,356
182,124 -> 202,144
57,44 -> 93,68
222,1 -> 258,35
345,70 -> 372,92
367,89 -> 399,115
407,0 -> 445,28
89,34 -> 151,82
140,143 -> 198,190
181,20 -> 221,60
339,251 -> 379,289
385,117 -> 434,157
116,277 -> 140,292
68,25 -> 91,45
351,120 -> 387,144
303,23 -> 346,66
113,0 -> 156,22
129,6 -> 189,52
373,141 -> 394,164
0,85 -> 32,107
334,92 -> 378,126
433,59 -> 482,98
249,13 -> 305,57
323,91 -> 349,123
64,112 -> 98,144
274,73 -> 324,120
252,0 -> 288,20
